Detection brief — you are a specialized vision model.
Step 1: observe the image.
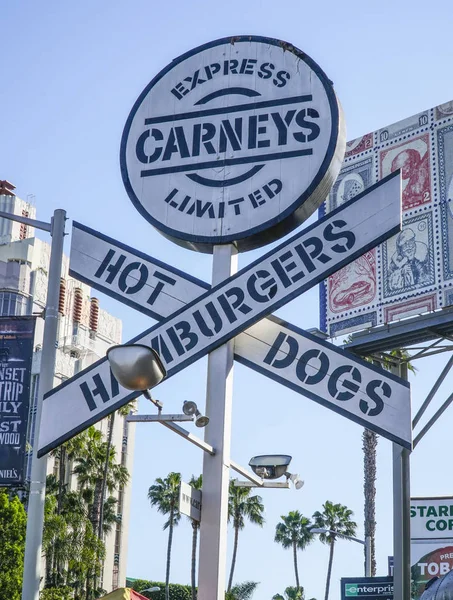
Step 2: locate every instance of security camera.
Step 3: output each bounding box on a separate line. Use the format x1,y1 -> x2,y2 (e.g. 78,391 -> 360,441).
248,455 -> 292,480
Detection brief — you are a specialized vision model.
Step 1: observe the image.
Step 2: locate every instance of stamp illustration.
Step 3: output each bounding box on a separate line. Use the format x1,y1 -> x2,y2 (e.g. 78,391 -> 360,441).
382,213 -> 434,299
435,100 -> 453,121
328,157 -> 373,211
380,133 -> 431,211
328,251 -> 376,314
437,124 -> 453,279
377,111 -> 429,144
345,133 -> 373,158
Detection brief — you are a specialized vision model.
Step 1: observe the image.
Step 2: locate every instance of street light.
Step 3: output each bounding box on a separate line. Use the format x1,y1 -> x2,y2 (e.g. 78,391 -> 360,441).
248,455 -> 304,489
140,587 -> 161,594
182,400 -> 210,428
310,528 -> 371,577
106,344 -> 166,410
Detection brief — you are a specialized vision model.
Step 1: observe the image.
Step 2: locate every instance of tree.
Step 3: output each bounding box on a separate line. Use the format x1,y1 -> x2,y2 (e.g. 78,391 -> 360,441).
98,402 -> 134,542
360,350 -> 414,575
274,511 -> 313,591
188,474 -> 202,600
42,423 -> 128,599
227,481 -> 264,592
225,581 -> 259,600
72,427 -> 129,537
0,490 -> 26,600
273,586 -> 304,600
362,428 -> 377,575
148,472 -> 182,600
312,501 -> 357,600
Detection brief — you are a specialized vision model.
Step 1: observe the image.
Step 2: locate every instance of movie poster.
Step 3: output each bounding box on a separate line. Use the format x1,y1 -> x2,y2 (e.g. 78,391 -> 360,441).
0,316 -> 36,487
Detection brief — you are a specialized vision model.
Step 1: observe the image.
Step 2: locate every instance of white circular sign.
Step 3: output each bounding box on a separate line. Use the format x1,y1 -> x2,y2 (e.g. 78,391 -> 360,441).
121,36 -> 345,252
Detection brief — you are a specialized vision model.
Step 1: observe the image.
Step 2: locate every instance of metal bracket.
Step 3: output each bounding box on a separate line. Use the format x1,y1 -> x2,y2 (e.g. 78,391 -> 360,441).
230,460 -> 290,488
126,413 -> 194,423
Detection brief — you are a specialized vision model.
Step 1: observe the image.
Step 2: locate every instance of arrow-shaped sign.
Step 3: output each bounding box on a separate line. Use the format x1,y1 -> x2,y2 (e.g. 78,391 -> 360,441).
38,172 -> 404,456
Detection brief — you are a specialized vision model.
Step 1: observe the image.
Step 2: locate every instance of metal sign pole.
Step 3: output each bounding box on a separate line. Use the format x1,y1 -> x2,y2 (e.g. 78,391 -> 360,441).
197,244 -> 237,600
22,209 -> 66,600
392,362 -> 411,600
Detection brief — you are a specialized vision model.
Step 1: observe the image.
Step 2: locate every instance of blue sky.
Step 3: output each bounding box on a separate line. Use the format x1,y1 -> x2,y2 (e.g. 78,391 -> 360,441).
2,1 -> 453,598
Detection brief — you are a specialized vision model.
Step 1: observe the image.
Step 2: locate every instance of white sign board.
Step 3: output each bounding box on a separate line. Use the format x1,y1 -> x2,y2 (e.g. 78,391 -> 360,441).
235,316 -> 411,448
38,172 -> 401,457
179,481 -> 202,522
70,200 -> 411,449
411,497 -> 453,541
120,35 -> 345,252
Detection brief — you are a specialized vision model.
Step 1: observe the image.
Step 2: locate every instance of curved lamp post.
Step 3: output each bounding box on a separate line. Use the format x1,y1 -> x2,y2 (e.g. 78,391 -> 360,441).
310,527 -> 371,577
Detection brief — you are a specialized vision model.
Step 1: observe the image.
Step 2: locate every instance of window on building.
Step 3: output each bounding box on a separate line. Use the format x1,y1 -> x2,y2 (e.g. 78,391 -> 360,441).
0,292 -> 28,316
19,210 -> 29,240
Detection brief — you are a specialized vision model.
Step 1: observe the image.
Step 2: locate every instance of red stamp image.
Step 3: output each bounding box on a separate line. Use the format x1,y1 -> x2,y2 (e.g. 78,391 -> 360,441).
345,133 -> 373,158
328,250 -> 376,314
435,100 -> 453,120
380,133 -> 431,211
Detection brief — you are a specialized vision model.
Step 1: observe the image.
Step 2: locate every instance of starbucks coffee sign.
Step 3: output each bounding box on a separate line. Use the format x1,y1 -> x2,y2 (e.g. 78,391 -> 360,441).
120,35 -> 345,252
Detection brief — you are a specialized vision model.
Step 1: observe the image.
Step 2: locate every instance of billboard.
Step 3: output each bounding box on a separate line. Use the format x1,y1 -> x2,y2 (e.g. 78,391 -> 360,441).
320,100 -> 453,337
0,316 -> 35,487
411,496 -> 453,599
341,577 -> 393,600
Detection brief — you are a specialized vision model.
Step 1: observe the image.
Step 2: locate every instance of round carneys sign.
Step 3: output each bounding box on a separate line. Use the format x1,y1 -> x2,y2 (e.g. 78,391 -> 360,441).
121,36 -> 345,253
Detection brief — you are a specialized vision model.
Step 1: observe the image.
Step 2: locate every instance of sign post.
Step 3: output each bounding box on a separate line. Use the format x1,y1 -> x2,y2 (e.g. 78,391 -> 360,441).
198,244 -> 236,599
21,209 -> 66,600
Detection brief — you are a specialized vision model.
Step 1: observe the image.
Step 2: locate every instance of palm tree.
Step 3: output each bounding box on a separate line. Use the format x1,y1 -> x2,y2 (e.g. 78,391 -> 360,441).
148,472 -> 181,600
225,581 -> 259,600
273,586 -> 304,600
274,511 -> 313,591
227,481 -> 264,592
362,428 -> 377,575
98,402 -> 134,541
72,432 -> 129,535
188,474 -> 202,600
312,501 -> 357,600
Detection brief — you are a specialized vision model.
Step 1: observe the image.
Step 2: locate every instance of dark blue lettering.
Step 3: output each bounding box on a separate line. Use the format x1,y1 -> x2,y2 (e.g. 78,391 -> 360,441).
362,380 -> 389,417
323,220 -> 356,253
94,249 -> 126,284
263,332 -> 298,368
247,270 -> 278,303
136,129 -> 163,163
296,349 -> 329,385
328,365 -> 361,401
118,262 -> 148,295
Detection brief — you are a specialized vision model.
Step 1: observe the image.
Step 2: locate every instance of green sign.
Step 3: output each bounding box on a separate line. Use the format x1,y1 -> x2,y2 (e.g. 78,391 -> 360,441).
341,577 -> 393,600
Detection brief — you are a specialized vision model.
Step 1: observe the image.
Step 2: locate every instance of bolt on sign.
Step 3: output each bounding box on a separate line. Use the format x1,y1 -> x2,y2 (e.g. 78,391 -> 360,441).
120,36 -> 345,252
411,496 -> 453,599
37,36 -> 409,457
179,481 -> 202,522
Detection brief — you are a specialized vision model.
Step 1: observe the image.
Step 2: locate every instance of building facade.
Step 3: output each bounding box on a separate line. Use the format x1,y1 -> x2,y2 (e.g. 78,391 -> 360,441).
0,180 -> 134,591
